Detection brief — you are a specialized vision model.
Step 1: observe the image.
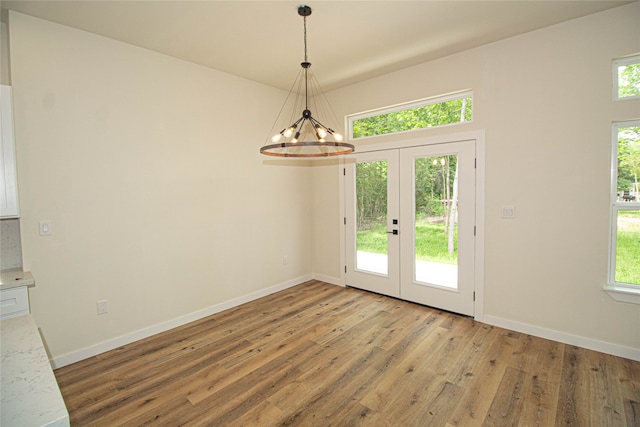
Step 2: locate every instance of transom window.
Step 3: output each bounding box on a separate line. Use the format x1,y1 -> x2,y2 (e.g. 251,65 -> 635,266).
608,120 -> 640,301
613,54 -> 640,100
348,91 -> 472,140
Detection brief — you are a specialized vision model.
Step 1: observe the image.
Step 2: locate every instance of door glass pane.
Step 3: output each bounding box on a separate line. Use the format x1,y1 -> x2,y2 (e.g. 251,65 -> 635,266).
356,161 -> 388,275
414,155 -> 458,288
615,210 -> 640,285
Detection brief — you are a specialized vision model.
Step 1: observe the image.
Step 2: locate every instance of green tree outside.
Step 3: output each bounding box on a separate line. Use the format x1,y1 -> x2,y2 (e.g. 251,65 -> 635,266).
618,126 -> 640,200
353,97 -> 472,139
618,63 -> 640,98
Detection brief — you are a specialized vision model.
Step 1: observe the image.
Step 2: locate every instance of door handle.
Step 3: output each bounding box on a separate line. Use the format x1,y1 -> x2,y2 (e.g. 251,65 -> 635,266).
387,230 -> 398,235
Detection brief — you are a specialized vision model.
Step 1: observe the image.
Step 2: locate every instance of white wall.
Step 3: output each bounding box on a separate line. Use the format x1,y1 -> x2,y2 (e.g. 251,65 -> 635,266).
9,11 -> 313,364
314,3 -> 640,357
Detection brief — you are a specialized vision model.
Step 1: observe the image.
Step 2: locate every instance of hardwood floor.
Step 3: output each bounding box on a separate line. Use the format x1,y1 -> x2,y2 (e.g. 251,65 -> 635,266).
54,280 -> 640,426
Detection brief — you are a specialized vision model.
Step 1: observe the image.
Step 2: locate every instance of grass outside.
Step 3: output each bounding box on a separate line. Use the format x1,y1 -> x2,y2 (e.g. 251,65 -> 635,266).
357,219 -> 457,265
358,211 -> 640,282
616,210 -> 640,285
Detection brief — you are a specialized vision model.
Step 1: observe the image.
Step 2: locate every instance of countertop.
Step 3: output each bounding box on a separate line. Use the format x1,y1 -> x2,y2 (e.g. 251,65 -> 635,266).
0,314 -> 70,426
0,269 -> 35,290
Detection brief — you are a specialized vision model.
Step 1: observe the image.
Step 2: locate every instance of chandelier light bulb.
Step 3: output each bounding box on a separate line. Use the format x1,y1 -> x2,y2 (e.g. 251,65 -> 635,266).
272,133 -> 283,143
334,132 -> 343,141
284,127 -> 295,138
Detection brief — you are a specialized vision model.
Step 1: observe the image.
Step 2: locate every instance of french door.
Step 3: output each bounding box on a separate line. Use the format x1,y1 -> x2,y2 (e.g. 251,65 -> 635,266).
345,140 -> 476,316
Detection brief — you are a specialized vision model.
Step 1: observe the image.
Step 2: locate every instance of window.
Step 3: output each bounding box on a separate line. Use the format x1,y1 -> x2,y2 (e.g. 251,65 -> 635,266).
348,91 -> 472,140
613,54 -> 640,100
607,120 -> 640,303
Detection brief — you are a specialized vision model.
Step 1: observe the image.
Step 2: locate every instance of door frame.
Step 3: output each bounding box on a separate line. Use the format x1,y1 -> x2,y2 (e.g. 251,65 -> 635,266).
339,130 -> 486,321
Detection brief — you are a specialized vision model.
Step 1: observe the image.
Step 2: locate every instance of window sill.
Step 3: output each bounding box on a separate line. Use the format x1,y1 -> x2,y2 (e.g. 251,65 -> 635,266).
604,284 -> 640,305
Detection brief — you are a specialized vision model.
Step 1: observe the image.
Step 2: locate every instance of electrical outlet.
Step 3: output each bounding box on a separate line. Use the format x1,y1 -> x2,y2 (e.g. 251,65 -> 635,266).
97,300 -> 108,315
283,255 -> 289,265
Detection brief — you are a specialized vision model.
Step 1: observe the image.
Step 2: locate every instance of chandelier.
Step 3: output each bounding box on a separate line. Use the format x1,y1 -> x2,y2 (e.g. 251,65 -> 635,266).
260,5 -> 355,158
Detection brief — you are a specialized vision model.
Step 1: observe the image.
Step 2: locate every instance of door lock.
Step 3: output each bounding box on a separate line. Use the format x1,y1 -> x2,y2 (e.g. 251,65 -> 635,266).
388,219 -> 399,234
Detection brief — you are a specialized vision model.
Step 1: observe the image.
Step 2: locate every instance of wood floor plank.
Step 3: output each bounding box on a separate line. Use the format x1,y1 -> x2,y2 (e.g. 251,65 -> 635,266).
327,402 -> 379,426
617,354 -> 640,424
418,316 -> 484,378
358,325 -> 441,412
517,371 -> 558,427
447,331 -> 522,426
233,401 -> 284,427
483,367 -> 528,427
617,354 -> 640,401
414,380 -> 466,426
588,352 -> 627,427
623,399 -> 640,426
443,322 -> 498,386
555,345 -> 592,427
511,334 -> 564,427
53,281 -> 640,426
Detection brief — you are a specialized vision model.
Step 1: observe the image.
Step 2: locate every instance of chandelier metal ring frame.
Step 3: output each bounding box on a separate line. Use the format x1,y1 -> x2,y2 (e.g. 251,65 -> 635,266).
259,5 -> 355,158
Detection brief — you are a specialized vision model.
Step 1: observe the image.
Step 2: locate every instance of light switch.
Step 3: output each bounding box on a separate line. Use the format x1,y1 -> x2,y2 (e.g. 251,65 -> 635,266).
39,220 -> 52,236
501,206 -> 516,219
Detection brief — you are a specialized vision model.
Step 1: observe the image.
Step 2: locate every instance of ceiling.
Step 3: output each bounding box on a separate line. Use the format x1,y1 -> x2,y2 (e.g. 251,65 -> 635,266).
1,0 -> 633,92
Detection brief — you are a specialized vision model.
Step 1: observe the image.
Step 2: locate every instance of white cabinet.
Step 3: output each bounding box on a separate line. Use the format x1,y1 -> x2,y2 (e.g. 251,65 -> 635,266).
0,286 -> 29,319
1,85 -> 19,218
0,270 -> 34,320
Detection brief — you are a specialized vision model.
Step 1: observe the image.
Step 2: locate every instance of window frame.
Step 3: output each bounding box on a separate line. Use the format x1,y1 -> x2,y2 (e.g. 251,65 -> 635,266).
606,120 -> 640,304
347,90 -> 473,141
612,54 -> 640,101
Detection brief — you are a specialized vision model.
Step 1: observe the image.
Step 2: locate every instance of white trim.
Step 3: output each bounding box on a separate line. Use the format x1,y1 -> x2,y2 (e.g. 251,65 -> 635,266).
313,273 -> 344,287
604,284 -> 640,304
613,54 -> 640,101
339,156 -> 347,286
483,315 -> 640,362
352,130 -> 485,154
474,135 -> 486,321
607,120 -> 640,297
50,274 -> 312,368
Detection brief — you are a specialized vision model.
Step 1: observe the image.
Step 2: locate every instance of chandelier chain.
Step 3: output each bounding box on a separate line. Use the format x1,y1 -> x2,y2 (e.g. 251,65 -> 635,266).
303,15 -> 308,63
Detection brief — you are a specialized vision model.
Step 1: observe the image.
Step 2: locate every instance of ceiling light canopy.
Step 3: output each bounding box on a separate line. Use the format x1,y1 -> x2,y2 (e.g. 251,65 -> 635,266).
260,5 -> 354,158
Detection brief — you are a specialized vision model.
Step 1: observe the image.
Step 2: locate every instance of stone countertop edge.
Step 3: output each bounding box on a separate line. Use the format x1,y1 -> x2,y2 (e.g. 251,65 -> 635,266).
0,269 -> 35,290
1,314 -> 70,426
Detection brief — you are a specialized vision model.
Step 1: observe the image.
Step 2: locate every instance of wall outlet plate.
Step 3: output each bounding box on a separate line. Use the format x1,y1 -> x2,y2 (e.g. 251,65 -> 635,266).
501,206 -> 516,219
97,300 -> 108,315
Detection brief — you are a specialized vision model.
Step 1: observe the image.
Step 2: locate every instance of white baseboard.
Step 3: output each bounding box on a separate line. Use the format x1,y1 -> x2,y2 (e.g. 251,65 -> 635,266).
50,274 -> 312,369
312,273 -> 344,287
53,278 -> 637,368
483,315 -> 640,362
